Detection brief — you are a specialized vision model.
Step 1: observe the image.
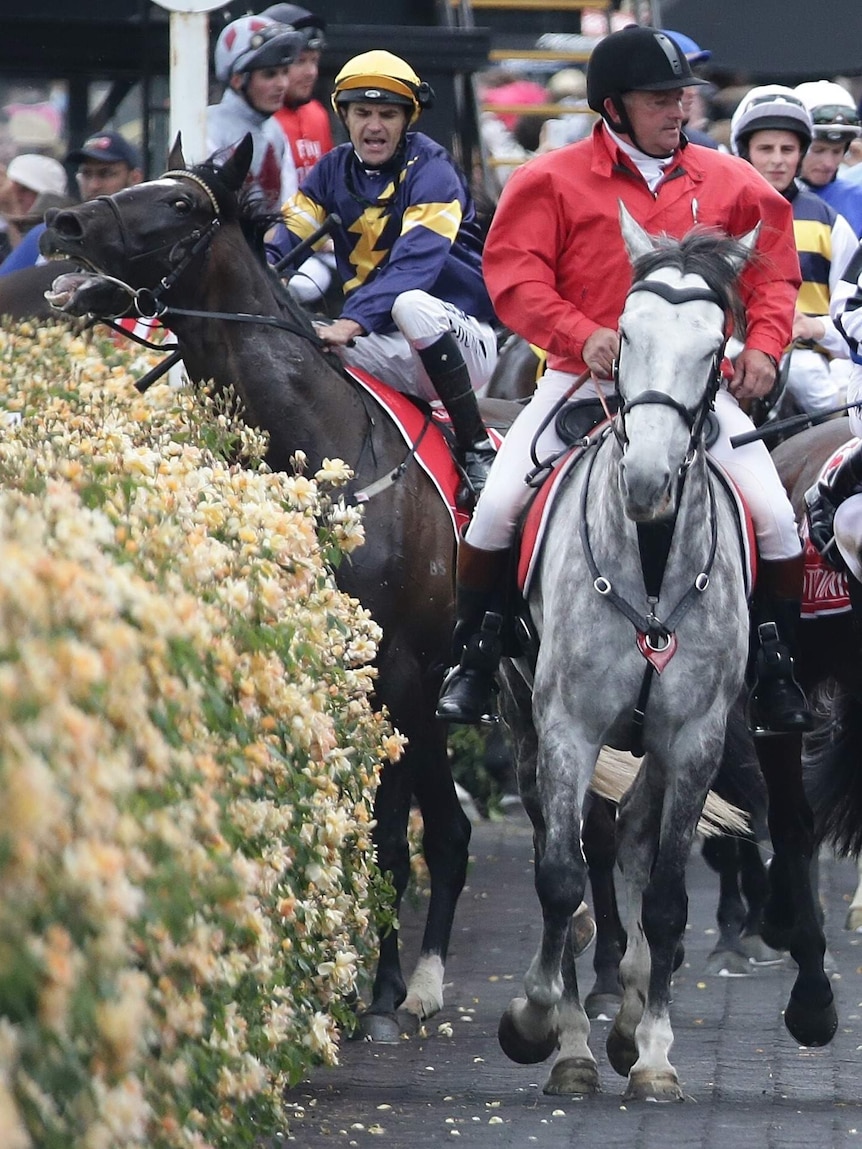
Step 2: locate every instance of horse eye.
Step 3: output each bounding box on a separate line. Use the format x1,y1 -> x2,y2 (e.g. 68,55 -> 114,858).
173,198 -> 192,214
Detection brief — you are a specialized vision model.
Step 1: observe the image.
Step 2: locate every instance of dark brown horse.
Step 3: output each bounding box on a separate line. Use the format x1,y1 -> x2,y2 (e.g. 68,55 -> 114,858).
0,260 -> 80,323
41,136 -> 516,1042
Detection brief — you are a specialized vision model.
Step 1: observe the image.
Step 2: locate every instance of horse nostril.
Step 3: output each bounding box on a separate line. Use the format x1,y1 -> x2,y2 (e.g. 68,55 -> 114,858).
48,209 -> 85,239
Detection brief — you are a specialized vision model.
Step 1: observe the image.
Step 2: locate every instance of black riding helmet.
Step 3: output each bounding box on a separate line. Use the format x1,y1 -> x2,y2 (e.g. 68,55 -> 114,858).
587,26 -> 710,155
262,4 -> 326,51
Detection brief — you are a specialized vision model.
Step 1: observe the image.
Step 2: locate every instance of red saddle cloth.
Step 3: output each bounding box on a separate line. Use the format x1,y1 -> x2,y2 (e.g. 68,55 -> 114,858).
517,437 -> 756,599
344,366 -> 502,538
800,439 -> 857,619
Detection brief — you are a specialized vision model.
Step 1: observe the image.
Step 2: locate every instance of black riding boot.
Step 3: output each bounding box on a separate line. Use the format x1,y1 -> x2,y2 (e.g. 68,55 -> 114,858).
436,537 -> 509,725
747,555 -> 813,737
804,440 -> 862,569
417,333 -> 496,502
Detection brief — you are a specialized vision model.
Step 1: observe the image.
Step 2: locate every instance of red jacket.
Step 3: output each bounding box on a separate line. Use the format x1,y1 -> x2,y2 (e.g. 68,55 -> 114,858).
483,122 -> 801,375
273,100 -> 333,186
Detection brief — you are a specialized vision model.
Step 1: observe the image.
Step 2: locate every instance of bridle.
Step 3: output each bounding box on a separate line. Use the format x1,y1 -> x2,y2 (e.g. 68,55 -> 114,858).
613,277 -> 728,470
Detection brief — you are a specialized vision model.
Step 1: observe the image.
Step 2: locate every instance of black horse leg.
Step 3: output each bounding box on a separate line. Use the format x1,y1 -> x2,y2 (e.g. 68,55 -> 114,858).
737,836 -> 782,962
757,735 -> 837,1046
582,796 -> 625,1019
702,835 -> 753,974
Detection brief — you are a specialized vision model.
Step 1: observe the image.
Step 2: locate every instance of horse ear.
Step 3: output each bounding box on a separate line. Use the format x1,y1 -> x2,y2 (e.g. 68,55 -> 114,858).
727,223 -> 760,273
619,202 -> 656,264
167,133 -> 186,171
220,135 -> 254,192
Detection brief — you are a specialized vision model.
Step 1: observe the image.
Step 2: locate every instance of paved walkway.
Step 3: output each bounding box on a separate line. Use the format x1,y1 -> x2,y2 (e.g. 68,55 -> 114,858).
285,809 -> 862,1148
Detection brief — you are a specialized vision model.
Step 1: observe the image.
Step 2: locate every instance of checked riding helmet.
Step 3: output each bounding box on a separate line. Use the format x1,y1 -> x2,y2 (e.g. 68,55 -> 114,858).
331,50 -> 435,126
586,25 -> 709,154
214,15 -> 304,85
730,85 -> 813,161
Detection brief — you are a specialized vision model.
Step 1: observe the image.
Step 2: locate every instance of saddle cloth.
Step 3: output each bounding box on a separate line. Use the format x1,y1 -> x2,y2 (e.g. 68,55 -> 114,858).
517,433 -> 757,601
800,439 -> 857,618
344,365 -> 502,538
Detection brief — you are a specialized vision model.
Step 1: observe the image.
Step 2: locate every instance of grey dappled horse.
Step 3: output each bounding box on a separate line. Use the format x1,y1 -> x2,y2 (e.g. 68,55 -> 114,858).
498,209 -> 758,1101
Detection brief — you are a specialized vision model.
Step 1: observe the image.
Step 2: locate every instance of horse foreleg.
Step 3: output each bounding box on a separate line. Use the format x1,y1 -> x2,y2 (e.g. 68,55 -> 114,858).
606,761 -> 661,1083
582,795 -> 625,1019
737,836 -> 783,963
499,721 -> 591,1074
757,735 -> 838,1047
542,922 -> 600,1096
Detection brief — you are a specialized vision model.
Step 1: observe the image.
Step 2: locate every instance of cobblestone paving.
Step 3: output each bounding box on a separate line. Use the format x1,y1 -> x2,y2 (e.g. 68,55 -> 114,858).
284,810 -> 862,1148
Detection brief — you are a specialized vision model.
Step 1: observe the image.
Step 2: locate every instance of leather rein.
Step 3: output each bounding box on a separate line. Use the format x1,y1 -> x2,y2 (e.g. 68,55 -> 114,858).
83,171 -> 430,499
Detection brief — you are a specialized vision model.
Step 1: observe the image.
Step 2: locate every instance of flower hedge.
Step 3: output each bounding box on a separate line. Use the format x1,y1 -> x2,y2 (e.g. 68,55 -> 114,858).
0,322 -> 401,1148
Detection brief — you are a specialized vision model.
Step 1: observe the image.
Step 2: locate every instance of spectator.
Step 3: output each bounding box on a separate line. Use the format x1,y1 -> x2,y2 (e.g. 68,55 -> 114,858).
67,131 -> 144,198
0,153 -> 70,276
661,29 -> 718,149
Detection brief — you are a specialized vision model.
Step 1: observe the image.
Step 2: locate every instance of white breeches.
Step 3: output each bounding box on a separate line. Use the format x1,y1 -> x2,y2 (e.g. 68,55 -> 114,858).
288,251 -> 337,305
466,369 -> 802,561
784,348 -> 850,417
339,289 -> 498,402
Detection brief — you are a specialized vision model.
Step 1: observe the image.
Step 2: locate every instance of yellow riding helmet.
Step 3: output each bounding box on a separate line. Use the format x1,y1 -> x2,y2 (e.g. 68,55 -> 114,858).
331,50 -> 434,125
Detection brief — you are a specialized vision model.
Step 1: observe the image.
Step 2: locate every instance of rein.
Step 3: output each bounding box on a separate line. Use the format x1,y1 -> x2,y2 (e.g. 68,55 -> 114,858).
86,170 -> 426,500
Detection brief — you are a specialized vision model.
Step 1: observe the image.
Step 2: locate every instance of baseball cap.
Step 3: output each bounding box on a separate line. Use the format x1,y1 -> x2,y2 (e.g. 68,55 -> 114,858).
6,153 -> 68,196
661,30 -> 711,65
66,131 -> 142,170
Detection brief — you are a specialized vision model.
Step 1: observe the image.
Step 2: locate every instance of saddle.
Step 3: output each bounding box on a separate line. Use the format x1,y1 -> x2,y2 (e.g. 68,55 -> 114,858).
510,398 -> 752,671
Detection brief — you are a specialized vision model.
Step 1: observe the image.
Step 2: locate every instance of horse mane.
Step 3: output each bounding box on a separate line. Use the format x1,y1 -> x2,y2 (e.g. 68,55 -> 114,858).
631,227 -> 753,338
185,157 -> 322,342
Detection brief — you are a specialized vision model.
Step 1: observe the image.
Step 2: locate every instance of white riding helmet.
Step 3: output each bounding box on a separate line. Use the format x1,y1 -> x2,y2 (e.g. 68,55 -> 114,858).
793,80 -> 861,144
730,85 -> 813,158
214,15 -> 304,84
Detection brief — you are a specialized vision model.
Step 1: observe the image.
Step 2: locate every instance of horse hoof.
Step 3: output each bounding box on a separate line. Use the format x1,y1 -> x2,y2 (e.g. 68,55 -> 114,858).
572,903 -> 597,957
784,994 -> 838,1047
584,991 -> 622,1022
845,907 -> 862,932
497,999 -> 558,1065
352,1012 -> 402,1044
606,1022 -> 638,1078
396,1008 -> 422,1037
704,949 -> 752,977
740,934 -> 784,964
543,1056 -> 600,1096
624,1068 -> 684,1103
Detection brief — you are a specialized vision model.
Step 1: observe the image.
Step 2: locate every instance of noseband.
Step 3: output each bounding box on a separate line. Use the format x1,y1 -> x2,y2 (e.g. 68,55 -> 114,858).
614,278 -> 728,465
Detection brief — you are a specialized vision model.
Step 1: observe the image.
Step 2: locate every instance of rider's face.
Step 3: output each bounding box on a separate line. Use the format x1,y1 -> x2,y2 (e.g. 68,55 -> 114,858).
286,50 -> 320,107
746,130 -> 802,193
237,66 -> 291,115
344,102 -> 410,166
800,139 -> 847,187
618,89 -> 685,156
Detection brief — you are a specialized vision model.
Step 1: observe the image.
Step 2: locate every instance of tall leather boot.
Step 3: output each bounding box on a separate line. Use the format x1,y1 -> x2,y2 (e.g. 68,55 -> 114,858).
417,333 -> 496,501
747,554 -> 813,737
804,440 -> 862,569
436,536 -> 510,725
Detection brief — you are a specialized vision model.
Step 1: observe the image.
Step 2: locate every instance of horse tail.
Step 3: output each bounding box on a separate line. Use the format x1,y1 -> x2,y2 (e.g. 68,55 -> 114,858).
805,684 -> 862,858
